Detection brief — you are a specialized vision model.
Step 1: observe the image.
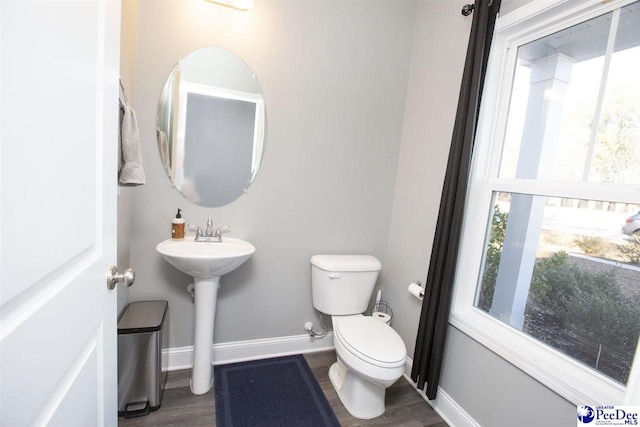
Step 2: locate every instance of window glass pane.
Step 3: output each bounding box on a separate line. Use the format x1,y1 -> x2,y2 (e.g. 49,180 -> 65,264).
592,4 -> 640,184
498,2 -> 640,184
475,192 -> 640,384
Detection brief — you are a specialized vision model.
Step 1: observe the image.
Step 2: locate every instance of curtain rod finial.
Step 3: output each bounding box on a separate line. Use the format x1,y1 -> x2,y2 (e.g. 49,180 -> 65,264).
461,4 -> 474,16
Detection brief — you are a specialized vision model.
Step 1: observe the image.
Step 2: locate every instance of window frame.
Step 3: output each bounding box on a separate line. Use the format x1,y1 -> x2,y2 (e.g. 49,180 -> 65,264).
450,0 -> 640,405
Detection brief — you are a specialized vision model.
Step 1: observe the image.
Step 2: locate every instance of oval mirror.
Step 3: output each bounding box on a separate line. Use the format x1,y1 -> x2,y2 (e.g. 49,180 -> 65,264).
156,47 -> 265,207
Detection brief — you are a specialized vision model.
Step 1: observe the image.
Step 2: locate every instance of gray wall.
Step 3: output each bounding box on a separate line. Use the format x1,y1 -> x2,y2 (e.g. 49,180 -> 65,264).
127,0 -> 416,348
379,1 -> 576,426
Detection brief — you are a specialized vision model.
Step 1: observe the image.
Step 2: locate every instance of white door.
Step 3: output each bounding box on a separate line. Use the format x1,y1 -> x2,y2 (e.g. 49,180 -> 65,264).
0,1 -> 121,426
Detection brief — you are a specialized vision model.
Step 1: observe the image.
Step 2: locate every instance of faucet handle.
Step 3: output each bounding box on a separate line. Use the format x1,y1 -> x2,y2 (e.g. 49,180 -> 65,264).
188,224 -> 204,239
214,225 -> 231,239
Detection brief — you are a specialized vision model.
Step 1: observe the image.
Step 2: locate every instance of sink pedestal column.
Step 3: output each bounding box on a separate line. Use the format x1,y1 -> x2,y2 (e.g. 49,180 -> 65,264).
190,277 -> 220,395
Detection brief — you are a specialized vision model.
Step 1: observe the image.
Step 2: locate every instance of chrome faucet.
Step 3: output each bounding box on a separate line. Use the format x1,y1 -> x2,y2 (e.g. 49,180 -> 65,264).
205,217 -> 214,238
188,218 -> 231,242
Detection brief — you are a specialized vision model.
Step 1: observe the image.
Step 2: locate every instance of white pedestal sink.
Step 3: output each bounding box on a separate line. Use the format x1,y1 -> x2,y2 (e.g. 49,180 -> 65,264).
156,238 -> 255,394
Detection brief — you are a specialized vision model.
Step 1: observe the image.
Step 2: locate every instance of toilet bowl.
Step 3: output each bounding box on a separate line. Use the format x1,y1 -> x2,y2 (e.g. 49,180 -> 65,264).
329,315 -> 406,419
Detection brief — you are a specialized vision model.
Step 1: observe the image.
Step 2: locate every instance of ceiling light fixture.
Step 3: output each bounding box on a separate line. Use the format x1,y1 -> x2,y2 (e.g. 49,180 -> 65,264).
206,0 -> 253,10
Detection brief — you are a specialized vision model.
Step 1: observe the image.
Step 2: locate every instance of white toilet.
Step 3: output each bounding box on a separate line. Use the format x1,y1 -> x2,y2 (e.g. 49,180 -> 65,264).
310,254 -> 407,419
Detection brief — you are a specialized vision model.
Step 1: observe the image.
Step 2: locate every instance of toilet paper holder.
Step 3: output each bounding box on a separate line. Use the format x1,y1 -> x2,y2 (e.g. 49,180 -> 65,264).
370,300 -> 393,324
408,280 -> 424,300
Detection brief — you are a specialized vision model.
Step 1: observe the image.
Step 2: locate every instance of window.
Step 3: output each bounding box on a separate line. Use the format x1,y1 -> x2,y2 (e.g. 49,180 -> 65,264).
451,0 -> 640,404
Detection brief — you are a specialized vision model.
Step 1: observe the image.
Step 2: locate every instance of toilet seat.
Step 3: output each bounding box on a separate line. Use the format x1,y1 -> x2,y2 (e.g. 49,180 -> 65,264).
334,316 -> 406,369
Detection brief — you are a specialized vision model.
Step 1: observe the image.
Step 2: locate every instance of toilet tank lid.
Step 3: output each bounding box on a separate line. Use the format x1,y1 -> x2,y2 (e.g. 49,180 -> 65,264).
310,255 -> 381,272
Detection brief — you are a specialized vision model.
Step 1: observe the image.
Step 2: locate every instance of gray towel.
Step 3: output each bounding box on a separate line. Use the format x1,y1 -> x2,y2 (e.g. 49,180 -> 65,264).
119,103 -> 146,185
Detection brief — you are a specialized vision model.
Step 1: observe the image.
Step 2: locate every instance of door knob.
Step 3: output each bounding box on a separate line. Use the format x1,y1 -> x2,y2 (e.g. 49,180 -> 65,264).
106,266 -> 135,290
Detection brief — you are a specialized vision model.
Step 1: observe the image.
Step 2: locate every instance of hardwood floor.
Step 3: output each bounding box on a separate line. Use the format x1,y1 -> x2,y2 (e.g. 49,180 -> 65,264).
118,350 -> 447,427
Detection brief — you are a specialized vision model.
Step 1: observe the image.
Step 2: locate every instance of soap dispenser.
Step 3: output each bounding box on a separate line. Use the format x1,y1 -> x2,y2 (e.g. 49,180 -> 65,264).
172,209 -> 185,240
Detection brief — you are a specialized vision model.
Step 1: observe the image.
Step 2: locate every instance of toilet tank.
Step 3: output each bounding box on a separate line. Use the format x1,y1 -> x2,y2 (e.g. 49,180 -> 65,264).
310,255 -> 382,315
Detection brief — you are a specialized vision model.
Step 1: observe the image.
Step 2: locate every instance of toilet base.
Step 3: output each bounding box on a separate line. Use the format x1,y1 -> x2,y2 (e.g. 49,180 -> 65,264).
329,360 -> 385,419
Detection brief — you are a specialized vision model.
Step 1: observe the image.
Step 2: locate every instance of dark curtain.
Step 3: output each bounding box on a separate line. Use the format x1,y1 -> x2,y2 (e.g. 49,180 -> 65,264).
411,0 -> 501,400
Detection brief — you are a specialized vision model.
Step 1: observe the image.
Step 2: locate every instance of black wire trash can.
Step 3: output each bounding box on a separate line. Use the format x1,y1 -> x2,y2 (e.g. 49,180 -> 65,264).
117,300 -> 168,418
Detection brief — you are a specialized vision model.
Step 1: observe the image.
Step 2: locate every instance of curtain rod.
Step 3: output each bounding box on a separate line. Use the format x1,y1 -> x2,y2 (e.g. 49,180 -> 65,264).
461,4 -> 474,16
461,0 -> 493,16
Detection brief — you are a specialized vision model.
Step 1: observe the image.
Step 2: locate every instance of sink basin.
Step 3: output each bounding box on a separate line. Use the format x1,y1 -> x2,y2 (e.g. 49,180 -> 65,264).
156,237 -> 255,395
156,237 -> 255,279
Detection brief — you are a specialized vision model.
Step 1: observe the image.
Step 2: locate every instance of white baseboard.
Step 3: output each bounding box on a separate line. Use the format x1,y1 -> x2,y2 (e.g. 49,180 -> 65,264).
404,357 -> 479,427
162,346 -> 194,371
162,332 -> 335,371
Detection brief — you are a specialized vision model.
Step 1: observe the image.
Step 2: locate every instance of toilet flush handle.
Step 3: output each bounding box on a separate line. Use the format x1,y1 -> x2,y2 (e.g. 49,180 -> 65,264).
329,273 -> 341,279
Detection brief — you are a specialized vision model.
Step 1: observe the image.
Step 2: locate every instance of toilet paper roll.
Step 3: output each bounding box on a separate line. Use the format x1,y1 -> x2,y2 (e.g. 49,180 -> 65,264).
408,282 -> 424,300
372,311 -> 391,324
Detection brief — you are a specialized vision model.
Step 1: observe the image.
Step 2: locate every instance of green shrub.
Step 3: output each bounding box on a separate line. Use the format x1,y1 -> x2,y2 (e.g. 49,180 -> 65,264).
574,235 -> 606,256
528,251 -> 640,358
618,234 -> 640,265
477,205 -> 508,312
